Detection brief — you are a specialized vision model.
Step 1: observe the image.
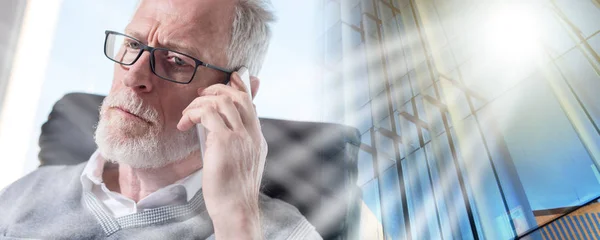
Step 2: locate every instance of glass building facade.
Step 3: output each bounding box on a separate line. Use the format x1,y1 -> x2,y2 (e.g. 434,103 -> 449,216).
317,0 -> 600,239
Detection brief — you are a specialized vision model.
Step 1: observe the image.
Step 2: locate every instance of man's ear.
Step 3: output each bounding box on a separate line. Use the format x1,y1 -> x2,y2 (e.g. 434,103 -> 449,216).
250,76 -> 260,100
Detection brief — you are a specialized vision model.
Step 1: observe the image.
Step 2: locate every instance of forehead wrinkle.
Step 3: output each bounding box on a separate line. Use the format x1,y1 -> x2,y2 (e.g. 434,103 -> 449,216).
161,26 -> 229,67
132,0 -> 233,66
125,19 -> 207,61
158,5 -> 227,63
160,31 -> 206,60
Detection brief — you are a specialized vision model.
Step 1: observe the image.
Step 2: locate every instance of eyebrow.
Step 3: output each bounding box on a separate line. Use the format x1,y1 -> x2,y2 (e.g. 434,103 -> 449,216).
125,29 -> 205,61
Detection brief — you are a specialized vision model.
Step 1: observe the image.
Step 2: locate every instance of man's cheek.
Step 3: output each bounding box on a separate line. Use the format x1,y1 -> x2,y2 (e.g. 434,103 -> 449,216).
168,100 -> 192,122
165,110 -> 183,128
111,66 -> 127,89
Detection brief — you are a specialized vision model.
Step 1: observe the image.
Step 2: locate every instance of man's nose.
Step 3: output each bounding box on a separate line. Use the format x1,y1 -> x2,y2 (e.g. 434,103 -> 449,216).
121,51 -> 154,93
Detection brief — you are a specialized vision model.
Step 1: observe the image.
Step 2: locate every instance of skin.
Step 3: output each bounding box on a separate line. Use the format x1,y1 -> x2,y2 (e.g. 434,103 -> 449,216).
101,0 -> 267,239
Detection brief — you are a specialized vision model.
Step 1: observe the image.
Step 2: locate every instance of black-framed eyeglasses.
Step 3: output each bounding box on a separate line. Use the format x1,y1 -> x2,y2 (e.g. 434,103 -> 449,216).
103,30 -> 232,84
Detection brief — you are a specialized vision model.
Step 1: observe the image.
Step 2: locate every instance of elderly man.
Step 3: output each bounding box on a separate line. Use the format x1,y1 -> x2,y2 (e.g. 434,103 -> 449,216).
0,0 -> 321,239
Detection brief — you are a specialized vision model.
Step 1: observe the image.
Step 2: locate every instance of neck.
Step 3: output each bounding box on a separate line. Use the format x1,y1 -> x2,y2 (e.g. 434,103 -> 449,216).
102,150 -> 202,202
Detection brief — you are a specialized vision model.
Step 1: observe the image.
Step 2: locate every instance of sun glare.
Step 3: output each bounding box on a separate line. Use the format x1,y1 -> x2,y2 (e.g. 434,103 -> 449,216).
483,4 -> 542,64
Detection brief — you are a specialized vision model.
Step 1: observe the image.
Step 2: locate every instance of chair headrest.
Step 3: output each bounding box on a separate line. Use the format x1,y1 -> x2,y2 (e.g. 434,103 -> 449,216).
39,92 -> 361,239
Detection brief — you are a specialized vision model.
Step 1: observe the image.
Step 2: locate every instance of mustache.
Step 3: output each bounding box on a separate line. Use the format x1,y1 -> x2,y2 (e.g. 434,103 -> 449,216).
101,91 -> 159,124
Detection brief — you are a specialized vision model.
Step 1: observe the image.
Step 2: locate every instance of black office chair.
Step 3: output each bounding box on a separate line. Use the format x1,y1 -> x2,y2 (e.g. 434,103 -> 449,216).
38,92 -> 362,240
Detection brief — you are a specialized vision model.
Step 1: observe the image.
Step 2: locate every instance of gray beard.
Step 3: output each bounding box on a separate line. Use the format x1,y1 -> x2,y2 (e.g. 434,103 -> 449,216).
94,117 -> 200,169
93,93 -> 200,169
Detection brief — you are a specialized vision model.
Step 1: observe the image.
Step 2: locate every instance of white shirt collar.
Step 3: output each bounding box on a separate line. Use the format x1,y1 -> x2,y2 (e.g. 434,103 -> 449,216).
80,150 -> 203,217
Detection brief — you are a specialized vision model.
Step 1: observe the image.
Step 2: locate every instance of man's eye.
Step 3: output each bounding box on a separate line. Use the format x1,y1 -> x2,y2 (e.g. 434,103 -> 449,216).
173,57 -> 187,66
125,41 -> 141,49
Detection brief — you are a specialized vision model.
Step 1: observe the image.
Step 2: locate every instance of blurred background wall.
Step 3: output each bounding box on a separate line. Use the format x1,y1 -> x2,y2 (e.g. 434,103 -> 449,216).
0,0 -> 26,114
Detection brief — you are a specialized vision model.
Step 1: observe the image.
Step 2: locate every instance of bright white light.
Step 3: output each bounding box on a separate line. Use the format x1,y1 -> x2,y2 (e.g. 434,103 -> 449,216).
482,4 -> 542,64
0,0 -> 63,190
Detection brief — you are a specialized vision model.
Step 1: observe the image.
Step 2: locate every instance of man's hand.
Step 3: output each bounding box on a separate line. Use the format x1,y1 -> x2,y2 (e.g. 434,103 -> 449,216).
177,72 -> 267,239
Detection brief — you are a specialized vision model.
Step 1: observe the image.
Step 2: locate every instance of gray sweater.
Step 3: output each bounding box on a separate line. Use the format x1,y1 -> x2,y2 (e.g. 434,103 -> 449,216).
0,163 -> 321,240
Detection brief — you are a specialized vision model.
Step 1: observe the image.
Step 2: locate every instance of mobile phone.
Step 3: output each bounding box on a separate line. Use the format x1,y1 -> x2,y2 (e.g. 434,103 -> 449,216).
196,67 -> 252,159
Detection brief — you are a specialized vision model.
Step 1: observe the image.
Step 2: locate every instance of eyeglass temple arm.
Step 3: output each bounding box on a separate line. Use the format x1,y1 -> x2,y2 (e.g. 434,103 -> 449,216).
202,63 -> 233,85
203,63 -> 232,74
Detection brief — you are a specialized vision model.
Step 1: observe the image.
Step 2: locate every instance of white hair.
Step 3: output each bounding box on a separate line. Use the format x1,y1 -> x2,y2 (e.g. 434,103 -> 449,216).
133,0 -> 275,75
226,0 -> 275,76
